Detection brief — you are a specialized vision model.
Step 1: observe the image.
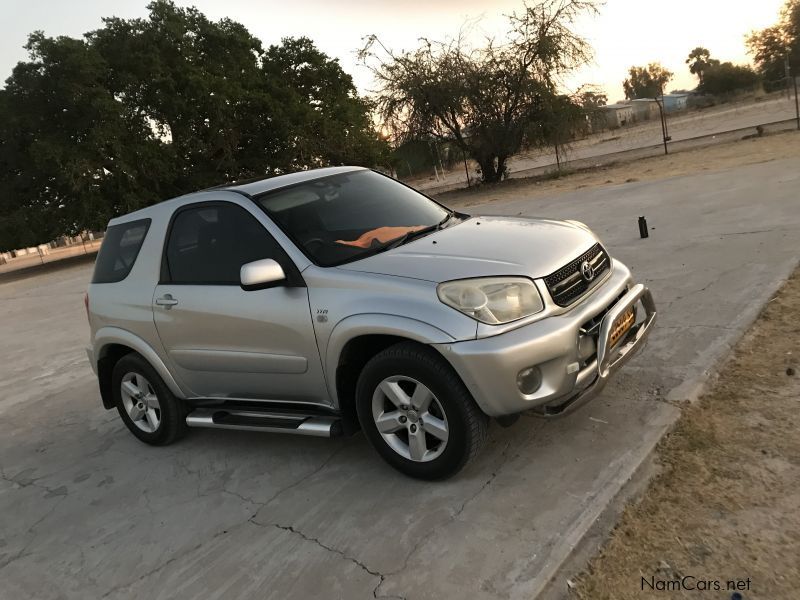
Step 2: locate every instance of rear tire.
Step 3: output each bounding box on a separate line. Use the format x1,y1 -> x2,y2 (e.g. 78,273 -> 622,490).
112,353 -> 188,446
355,342 -> 488,480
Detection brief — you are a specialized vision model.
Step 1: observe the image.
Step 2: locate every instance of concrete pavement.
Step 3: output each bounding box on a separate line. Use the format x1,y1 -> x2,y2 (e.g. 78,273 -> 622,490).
1,157 -> 798,599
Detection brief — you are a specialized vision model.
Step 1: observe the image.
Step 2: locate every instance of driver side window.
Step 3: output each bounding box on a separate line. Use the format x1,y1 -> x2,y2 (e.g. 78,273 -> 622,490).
164,203 -> 288,285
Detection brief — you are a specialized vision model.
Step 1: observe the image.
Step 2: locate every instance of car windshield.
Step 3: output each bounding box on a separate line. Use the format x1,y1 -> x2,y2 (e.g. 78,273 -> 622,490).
255,170 -> 450,266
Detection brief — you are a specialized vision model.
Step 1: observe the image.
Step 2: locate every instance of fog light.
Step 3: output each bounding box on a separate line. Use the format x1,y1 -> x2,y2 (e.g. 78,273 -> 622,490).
517,366 -> 542,395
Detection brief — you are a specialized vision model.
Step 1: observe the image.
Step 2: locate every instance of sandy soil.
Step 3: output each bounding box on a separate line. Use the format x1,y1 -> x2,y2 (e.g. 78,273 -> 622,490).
571,267 -> 800,599
438,130 -> 800,208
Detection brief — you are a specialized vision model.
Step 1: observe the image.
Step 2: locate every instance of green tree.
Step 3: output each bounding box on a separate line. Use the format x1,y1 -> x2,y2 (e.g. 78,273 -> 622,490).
686,47 -> 719,85
747,0 -> 800,89
0,33 -> 172,249
622,63 -> 673,99
262,37 -> 389,171
576,86 -> 607,131
92,5 -> 385,183
360,0 -> 598,184
577,88 -> 607,109
90,1 -> 293,188
0,0 -> 386,250
700,62 -> 760,95
684,47 -> 760,95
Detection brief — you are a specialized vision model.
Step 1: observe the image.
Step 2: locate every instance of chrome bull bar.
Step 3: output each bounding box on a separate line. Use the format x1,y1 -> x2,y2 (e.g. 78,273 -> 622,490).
530,283 -> 657,418
597,284 -> 657,378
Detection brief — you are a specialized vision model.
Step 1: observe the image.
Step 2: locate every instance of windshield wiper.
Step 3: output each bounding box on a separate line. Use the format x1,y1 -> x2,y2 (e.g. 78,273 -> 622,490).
379,213 -> 456,252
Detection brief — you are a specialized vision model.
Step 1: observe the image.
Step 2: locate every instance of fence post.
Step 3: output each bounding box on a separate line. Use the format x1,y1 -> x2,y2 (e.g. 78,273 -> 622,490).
658,86 -> 669,155
433,142 -> 445,175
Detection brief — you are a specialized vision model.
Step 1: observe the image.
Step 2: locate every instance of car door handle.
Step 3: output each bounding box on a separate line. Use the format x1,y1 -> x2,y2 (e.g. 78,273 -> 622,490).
155,294 -> 179,308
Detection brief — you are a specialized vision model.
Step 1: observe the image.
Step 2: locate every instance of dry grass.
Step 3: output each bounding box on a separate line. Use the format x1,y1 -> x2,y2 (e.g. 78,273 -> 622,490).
572,268 -> 800,599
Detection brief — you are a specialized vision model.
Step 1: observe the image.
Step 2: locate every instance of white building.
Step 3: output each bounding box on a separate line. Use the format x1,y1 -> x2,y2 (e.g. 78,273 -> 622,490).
601,103 -> 635,129
630,98 -> 660,121
663,93 -> 689,113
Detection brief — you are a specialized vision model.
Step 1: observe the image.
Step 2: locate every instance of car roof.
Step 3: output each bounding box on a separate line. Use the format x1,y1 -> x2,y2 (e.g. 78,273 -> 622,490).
108,166 -> 368,226
216,165 -> 366,197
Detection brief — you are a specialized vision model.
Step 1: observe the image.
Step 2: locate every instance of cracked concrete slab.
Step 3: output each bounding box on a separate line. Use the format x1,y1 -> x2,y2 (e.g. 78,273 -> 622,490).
1,158 -> 798,599
111,520 -> 380,600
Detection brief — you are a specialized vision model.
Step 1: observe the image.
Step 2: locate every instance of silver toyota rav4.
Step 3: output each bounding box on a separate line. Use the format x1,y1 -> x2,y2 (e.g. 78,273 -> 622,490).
86,166 -> 656,479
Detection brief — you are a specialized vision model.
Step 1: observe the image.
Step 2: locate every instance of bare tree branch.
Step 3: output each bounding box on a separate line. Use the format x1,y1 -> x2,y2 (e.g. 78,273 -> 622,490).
360,0 -> 598,183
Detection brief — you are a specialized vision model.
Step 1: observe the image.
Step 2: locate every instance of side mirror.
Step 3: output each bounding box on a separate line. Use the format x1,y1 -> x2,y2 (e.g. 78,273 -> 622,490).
240,258 -> 286,291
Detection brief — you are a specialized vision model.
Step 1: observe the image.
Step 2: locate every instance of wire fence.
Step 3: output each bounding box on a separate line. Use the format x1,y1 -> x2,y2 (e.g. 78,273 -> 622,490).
408,88 -> 800,195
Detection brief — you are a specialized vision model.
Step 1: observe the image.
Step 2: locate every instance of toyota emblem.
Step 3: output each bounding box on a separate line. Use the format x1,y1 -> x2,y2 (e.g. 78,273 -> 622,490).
580,260 -> 595,282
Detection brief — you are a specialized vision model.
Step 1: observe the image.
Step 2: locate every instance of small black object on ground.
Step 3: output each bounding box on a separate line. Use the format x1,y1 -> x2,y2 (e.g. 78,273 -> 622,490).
638,216 -> 649,239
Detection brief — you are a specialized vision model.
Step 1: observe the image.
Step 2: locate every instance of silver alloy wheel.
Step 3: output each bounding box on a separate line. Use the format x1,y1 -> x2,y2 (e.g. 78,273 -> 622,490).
371,375 -> 449,462
120,372 -> 161,433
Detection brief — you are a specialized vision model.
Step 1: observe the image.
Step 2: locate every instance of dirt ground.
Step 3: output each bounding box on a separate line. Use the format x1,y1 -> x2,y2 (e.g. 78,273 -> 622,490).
438,130 -> 800,208
0,240 -> 101,275
571,267 -> 800,599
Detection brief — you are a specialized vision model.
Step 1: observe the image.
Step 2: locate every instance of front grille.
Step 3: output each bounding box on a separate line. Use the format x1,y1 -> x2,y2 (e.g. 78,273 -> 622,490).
579,290 -> 626,335
544,243 -> 610,307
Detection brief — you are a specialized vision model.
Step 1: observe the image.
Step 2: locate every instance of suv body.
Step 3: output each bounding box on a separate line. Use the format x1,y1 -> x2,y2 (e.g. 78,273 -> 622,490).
86,166 -> 656,479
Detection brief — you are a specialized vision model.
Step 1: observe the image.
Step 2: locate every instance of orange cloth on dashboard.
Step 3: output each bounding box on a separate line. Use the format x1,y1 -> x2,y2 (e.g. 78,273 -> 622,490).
335,225 -> 425,248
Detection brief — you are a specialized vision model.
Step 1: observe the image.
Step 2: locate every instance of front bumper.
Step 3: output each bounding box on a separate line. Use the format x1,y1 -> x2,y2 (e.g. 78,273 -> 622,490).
433,261 -> 657,417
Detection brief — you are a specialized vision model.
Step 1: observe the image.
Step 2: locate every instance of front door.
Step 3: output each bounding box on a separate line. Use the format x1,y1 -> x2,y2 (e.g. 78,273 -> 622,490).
152,201 -> 328,405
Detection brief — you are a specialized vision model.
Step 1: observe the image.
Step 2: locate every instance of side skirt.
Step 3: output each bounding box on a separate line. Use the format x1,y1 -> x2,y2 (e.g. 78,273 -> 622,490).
185,402 -> 343,438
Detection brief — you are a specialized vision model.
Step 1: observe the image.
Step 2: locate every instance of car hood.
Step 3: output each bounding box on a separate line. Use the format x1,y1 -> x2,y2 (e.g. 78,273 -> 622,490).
337,216 -> 599,282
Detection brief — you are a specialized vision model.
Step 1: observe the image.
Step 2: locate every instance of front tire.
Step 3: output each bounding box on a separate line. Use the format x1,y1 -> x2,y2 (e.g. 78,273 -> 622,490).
112,353 -> 187,446
355,342 -> 488,480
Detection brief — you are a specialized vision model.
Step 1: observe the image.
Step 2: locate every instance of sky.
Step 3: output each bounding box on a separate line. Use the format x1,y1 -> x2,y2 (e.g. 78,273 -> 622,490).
1,0 -> 788,102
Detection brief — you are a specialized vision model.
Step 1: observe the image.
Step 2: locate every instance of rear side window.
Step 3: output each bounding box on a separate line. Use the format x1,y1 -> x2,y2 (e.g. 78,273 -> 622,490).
92,219 -> 151,283
164,203 -> 287,285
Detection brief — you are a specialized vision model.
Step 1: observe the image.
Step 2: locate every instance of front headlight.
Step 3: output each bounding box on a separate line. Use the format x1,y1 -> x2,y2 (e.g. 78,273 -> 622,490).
437,277 -> 544,324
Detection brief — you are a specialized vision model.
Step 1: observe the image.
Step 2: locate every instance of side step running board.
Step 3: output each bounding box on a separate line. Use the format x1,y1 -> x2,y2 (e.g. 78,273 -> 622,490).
185,407 -> 342,438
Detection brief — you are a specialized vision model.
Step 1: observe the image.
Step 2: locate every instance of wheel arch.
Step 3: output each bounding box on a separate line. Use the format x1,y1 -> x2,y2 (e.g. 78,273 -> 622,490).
94,327 -> 186,409
326,315 -> 455,428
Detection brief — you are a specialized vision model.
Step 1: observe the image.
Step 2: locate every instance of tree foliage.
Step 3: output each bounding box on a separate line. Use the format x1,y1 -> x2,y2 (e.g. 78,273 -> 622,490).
262,38 -> 389,170
747,0 -> 800,89
0,0 -> 386,250
577,87 -> 607,109
622,63 -> 673,99
0,32 -> 169,246
700,62 -> 760,95
576,86 -> 607,130
686,47 -> 716,84
685,47 -> 760,95
359,0 -> 598,184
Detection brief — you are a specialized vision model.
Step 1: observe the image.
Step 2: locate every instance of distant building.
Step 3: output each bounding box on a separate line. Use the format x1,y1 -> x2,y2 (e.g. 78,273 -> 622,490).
600,103 -> 635,129
630,98 -> 660,121
663,93 -> 689,113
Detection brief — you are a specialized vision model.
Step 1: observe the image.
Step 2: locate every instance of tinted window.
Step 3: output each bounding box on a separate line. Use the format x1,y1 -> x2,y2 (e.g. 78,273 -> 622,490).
165,203 -> 284,284
92,219 -> 151,283
256,170 -> 449,267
